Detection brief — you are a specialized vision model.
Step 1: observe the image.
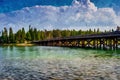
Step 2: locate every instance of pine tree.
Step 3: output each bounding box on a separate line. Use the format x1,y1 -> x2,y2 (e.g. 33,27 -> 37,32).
26,32 -> 31,41
33,28 -> 37,40
2,27 -> 8,43
29,28 -> 34,41
53,29 -> 61,38
94,29 -> 96,34
71,29 -> 77,36
65,30 -> 71,37
9,27 -> 14,43
21,28 -> 26,43
15,29 -> 22,43
97,28 -> 100,34
88,29 -> 92,34
1,30 -> 4,43
78,30 -> 82,35
37,31 -> 41,40
40,31 -> 45,40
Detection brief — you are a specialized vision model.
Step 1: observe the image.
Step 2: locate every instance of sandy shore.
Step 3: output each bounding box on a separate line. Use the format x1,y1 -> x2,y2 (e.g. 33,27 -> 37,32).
15,43 -> 35,46
1,43 -> 35,46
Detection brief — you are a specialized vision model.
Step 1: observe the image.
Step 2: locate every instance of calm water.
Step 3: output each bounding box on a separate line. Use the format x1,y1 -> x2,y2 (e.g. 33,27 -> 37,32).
0,46 -> 120,80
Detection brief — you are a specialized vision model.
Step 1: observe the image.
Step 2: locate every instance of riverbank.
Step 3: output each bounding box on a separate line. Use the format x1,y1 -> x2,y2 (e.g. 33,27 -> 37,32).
0,43 -> 35,46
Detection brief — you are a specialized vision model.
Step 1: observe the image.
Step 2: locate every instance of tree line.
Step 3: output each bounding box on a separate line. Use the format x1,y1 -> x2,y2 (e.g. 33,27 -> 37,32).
0,25 -> 114,44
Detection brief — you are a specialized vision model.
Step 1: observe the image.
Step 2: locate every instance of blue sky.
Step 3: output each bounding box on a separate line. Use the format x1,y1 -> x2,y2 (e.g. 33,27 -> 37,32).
0,0 -> 120,13
0,0 -> 120,31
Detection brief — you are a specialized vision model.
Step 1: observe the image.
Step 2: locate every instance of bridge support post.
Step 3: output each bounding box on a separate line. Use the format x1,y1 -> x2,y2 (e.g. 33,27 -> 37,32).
109,39 -> 112,50
100,39 -> 102,49
103,39 -> 106,50
93,39 -> 95,48
82,40 -> 85,48
96,39 -> 99,49
116,38 -> 118,49
113,38 -> 118,50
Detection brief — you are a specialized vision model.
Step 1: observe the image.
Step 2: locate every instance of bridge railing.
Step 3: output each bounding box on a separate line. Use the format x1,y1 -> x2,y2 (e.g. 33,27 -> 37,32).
33,31 -> 120,50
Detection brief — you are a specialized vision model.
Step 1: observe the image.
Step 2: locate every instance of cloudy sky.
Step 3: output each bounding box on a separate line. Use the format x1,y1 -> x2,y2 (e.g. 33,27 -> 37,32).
0,0 -> 120,31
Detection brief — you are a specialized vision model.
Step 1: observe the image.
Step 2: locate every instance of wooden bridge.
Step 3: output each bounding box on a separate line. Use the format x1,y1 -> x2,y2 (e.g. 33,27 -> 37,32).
33,31 -> 120,50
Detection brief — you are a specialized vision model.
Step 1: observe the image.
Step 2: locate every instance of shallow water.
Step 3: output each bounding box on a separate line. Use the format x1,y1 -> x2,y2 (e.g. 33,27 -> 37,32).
0,46 -> 120,60
0,46 -> 120,80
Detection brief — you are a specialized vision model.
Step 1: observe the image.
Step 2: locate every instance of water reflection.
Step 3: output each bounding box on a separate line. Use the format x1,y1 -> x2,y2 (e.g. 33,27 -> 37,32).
0,46 -> 120,60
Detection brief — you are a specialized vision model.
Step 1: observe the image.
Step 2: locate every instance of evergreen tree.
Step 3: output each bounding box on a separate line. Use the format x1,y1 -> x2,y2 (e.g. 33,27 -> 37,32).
97,28 -> 100,34
1,30 -> 4,43
2,27 -> 8,43
26,32 -> 31,41
29,28 -> 34,41
15,29 -> 22,43
112,29 -> 114,32
0,25 -> 115,44
78,30 -> 82,35
9,27 -> 14,43
44,30 -> 53,39
40,31 -> 45,40
33,28 -> 37,40
52,29 -> 61,38
94,29 -> 96,34
71,29 -> 77,36
37,31 -> 41,40
64,30 -> 71,37
88,29 -> 92,34
21,28 -> 26,43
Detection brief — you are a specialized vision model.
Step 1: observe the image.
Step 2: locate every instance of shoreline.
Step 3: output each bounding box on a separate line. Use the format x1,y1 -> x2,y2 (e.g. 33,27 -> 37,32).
0,43 -> 35,46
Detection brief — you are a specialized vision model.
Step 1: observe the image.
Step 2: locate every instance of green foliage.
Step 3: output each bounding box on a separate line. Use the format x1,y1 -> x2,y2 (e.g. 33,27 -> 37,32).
0,26 -> 108,44
1,27 -> 8,43
21,28 -> 26,43
53,29 -> 61,38
37,31 -> 41,40
9,27 -> 15,43
26,32 -> 31,41
44,30 -> 53,39
15,29 -> 22,43
40,31 -> 45,40
29,27 -> 34,41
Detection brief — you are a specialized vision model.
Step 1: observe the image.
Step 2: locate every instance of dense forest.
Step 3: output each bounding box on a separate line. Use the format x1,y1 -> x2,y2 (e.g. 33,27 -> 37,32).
0,25 -> 115,44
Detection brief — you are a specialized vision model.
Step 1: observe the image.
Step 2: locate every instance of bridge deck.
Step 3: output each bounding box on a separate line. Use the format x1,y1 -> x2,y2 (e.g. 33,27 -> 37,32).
33,31 -> 120,50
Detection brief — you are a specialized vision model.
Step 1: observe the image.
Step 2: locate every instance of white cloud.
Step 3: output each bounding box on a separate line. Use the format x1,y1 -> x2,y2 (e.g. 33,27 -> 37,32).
0,0 -> 119,31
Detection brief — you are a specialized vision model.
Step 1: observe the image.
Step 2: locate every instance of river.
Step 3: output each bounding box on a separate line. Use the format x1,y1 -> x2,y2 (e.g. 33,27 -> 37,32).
0,46 -> 120,80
